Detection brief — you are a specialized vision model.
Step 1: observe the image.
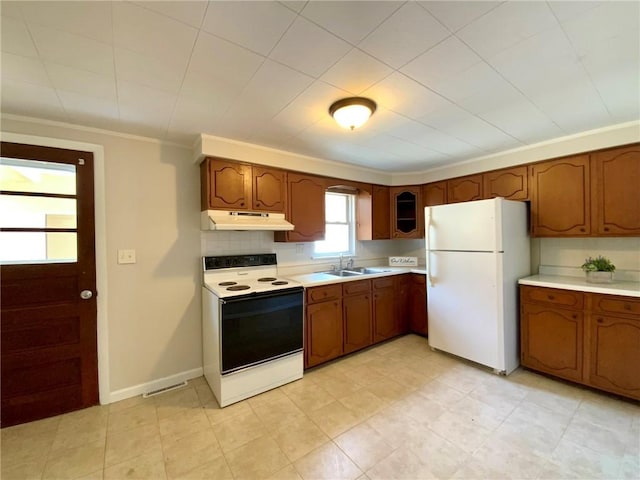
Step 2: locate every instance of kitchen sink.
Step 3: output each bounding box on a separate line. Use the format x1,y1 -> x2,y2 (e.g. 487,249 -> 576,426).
323,270 -> 363,277
346,267 -> 392,274
321,267 -> 393,277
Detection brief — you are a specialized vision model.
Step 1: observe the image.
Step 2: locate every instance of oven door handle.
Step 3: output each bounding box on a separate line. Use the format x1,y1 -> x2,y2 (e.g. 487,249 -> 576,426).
219,286 -> 304,304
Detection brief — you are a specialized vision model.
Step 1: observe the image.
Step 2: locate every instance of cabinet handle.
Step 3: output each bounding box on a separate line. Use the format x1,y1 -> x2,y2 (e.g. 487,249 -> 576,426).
548,295 -> 555,300
580,228 -> 585,232
624,304 -> 632,310
604,227 -> 610,232
240,202 -> 245,206
572,314 -> 577,319
597,318 -> 603,323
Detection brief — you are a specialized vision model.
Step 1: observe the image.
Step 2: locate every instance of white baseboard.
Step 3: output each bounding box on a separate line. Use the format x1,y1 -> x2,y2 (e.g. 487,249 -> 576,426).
107,367 -> 204,404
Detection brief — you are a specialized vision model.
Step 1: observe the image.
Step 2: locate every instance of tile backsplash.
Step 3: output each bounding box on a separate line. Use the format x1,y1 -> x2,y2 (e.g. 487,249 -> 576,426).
201,231 -> 424,276
201,231 -> 640,283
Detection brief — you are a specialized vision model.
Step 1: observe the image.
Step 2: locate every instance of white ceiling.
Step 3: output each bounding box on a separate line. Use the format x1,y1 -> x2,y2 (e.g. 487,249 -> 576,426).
2,1 -> 638,172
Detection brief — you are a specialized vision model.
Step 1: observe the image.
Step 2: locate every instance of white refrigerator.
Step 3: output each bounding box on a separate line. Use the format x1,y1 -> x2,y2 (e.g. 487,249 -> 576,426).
424,198 -> 530,375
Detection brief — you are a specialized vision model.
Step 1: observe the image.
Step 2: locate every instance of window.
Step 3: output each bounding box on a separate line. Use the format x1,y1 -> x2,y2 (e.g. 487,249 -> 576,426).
314,192 -> 355,257
0,157 -> 78,263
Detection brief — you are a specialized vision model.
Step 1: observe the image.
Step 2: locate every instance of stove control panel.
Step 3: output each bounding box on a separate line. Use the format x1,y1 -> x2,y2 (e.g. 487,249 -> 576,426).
203,253 -> 277,271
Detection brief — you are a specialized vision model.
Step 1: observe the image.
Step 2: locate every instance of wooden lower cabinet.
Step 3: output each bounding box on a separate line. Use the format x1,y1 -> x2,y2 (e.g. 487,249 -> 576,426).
395,275 -> 410,335
521,303 -> 584,383
373,278 -> 396,343
305,299 -> 343,368
520,286 -> 640,400
409,274 -> 428,336
343,293 -> 372,354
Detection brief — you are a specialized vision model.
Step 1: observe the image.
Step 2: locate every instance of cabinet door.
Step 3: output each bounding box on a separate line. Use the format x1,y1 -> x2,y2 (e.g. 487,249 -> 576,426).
343,293 -> 372,354
409,275 -> 428,336
252,166 -> 286,213
588,314 -> 640,400
521,303 -> 583,382
422,181 -> 447,207
278,173 -> 326,242
390,186 -> 423,239
202,159 -> 251,210
373,286 -> 396,343
372,185 -> 391,239
530,155 -> 590,236
395,275 -> 411,335
447,175 -> 482,203
483,166 -> 528,200
306,300 -> 343,368
592,144 -> 640,236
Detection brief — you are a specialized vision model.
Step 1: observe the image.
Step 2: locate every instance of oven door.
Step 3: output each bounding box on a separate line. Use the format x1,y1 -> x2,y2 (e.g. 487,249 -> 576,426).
219,287 -> 303,374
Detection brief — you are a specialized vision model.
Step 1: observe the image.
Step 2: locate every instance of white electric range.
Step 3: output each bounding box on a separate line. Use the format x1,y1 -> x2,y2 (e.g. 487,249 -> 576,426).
202,253 -> 304,407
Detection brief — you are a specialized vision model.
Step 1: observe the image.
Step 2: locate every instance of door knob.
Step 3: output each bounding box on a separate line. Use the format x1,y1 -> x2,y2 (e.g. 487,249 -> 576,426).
80,290 -> 93,300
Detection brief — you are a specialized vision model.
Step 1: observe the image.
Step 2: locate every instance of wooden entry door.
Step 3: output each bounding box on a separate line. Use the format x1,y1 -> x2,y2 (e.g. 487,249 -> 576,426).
1,142 -> 98,427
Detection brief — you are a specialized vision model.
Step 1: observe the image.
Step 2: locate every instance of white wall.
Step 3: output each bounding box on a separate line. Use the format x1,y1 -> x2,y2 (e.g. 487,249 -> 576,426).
2,117 -> 202,399
537,237 -> 640,282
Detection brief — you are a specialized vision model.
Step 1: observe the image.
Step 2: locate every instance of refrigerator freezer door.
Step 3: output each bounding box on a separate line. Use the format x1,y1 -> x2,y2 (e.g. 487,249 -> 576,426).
427,251 -> 505,371
426,198 -> 501,252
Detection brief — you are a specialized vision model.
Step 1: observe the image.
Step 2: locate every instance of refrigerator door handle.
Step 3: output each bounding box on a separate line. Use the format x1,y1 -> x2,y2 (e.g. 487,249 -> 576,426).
425,207 -> 433,286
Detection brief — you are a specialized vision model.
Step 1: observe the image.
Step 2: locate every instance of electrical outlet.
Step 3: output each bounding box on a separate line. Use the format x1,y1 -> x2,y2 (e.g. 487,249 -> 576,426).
117,249 -> 136,264
296,244 -> 304,254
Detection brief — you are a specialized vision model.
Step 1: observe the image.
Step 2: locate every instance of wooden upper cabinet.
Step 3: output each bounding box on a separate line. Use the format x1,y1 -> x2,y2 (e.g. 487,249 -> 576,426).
591,144 -> 640,236
483,166 -> 528,200
371,185 -> 391,240
390,186 -> 423,239
275,173 -> 326,242
201,158 -> 251,210
252,166 -> 286,212
422,181 -> 447,207
447,174 -> 483,203
201,158 -> 285,213
356,185 -> 390,241
530,154 -> 590,237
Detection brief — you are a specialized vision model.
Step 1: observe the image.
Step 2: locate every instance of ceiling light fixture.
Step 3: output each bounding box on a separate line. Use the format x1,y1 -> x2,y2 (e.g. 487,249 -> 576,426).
329,97 -> 377,130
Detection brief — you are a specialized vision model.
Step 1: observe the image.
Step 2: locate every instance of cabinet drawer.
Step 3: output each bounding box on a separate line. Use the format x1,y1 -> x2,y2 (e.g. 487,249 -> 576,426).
521,286 -> 584,309
591,294 -> 640,318
343,279 -> 371,296
373,277 -> 394,289
307,285 -> 342,304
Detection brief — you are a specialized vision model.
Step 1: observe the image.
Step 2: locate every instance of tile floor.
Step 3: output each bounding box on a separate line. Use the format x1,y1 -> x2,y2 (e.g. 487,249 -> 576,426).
2,334 -> 639,479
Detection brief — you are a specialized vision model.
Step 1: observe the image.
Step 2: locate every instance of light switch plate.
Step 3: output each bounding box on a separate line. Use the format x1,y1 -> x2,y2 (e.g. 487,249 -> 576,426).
118,249 -> 136,264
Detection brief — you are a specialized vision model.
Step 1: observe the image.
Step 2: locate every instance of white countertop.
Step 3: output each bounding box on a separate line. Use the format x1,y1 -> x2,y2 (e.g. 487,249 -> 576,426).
288,267 -> 426,287
519,274 -> 640,298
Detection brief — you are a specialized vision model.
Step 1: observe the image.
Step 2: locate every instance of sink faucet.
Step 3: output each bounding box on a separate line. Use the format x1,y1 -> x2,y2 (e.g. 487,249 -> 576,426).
338,254 -> 344,270
347,258 -> 354,269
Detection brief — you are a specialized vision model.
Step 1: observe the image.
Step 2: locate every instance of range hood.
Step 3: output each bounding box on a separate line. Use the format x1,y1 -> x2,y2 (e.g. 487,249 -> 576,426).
201,210 -> 294,231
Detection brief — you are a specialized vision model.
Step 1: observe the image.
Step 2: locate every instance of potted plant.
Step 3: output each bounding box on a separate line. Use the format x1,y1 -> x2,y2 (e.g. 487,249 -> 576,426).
581,255 -> 616,283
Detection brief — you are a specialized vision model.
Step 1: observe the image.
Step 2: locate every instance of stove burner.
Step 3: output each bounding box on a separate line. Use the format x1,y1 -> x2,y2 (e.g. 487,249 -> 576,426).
257,277 -> 277,282
227,285 -> 250,291
219,281 -> 237,286
272,280 -> 288,285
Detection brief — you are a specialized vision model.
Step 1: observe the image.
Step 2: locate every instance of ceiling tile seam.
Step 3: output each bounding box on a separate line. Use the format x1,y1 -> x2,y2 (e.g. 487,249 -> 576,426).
448,22 -> 567,139
128,1 -> 205,30
408,31 -> 557,145
209,3 -> 303,126
375,131 -> 456,162
164,1 -> 214,139
372,70 -> 495,153
424,1 -> 507,34
19,11 -> 68,122
546,0 -> 614,121
347,0 -> 408,44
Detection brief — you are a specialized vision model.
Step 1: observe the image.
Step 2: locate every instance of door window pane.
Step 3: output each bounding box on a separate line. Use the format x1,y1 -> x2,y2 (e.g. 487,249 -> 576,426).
0,195 -> 77,228
0,232 -> 77,263
0,158 -> 76,195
